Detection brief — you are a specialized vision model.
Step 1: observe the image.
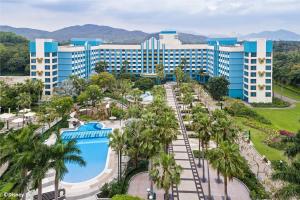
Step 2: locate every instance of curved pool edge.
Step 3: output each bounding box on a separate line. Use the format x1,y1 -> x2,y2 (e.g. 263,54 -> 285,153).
60,147 -> 112,186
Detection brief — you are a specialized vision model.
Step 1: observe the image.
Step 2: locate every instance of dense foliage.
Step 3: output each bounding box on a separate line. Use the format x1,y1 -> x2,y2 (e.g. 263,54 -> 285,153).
0,32 -> 29,75
250,97 -> 290,108
207,76 -> 229,101
273,41 -> 300,87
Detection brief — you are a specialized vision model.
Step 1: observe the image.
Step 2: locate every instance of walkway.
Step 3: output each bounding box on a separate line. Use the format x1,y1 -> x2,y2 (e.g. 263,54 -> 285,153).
165,83 -> 205,200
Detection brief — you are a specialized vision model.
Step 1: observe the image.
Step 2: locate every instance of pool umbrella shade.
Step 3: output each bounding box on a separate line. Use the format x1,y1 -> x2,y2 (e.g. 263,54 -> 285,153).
19,108 -> 31,113
12,118 -> 24,127
24,112 -> 36,117
0,113 -> 15,120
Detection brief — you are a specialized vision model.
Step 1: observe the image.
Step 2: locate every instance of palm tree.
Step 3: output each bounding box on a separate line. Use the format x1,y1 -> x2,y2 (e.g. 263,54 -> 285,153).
109,128 -> 125,181
208,141 -> 244,200
155,63 -> 165,84
174,67 -> 184,88
282,130 -> 300,158
31,143 -> 53,200
150,153 -> 182,200
34,79 -> 44,103
272,159 -> 300,199
51,132 -> 86,200
0,127 -> 40,200
17,92 -> 32,126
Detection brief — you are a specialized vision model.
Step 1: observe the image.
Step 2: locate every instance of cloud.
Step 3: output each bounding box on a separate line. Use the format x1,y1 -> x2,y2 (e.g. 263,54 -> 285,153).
0,0 -> 299,34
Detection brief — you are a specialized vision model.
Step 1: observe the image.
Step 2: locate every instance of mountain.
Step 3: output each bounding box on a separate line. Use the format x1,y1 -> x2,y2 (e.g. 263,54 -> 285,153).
0,24 -> 207,44
240,29 -> 300,41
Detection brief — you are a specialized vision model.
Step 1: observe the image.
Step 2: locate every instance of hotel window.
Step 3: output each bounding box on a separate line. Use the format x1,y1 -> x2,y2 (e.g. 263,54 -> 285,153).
250,85 -> 256,90
52,52 -> 57,57
250,92 -> 256,97
266,79 -> 271,84
266,65 -> 271,70
244,65 -> 248,70
266,52 -> 271,57
45,78 -> 51,83
266,92 -> 271,97
251,72 -> 256,77
52,58 -> 57,63
31,59 -> 36,63
31,72 -> 36,76
53,77 -> 57,82
266,59 -> 271,64
31,65 -> 36,70
266,85 -> 271,90
251,79 -> 256,83
244,84 -> 248,89
266,72 -> 271,77
31,52 -> 36,57
45,91 -> 51,95
244,91 -> 248,95
45,72 -> 50,76
244,59 -> 249,63
45,59 -> 50,63
45,65 -> 50,70
251,66 -> 256,70
251,59 -> 256,64
53,71 -> 57,75
45,84 -> 51,89
251,53 -> 257,57
44,53 -> 50,57
244,71 -> 248,76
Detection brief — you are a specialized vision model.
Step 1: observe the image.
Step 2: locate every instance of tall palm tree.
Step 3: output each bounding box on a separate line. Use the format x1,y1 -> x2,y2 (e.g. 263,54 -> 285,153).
31,143 -> 54,200
272,159 -> 300,199
150,153 -> 182,200
17,92 -> 32,126
0,127 -> 40,200
51,132 -> 86,200
208,141 -> 244,200
34,79 -> 44,103
109,128 -> 125,181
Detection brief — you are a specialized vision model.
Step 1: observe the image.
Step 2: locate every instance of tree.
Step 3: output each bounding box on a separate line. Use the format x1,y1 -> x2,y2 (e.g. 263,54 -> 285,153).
134,77 -> 154,92
155,63 -> 165,84
95,61 -> 107,73
51,132 -> 86,200
69,75 -> 87,95
0,127 -> 40,200
109,129 -> 125,181
90,72 -> 116,91
150,153 -> 182,200
123,120 -> 144,168
208,141 -> 244,200
51,96 -> 73,118
112,195 -> 143,200
182,91 -> 194,111
129,88 -> 143,105
85,85 -> 103,107
207,76 -> 229,101
272,159 -> 300,199
174,67 -> 184,87
17,92 -> 32,126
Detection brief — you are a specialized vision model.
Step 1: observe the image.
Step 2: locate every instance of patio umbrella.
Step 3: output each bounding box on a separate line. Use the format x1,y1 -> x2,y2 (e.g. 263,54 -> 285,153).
19,108 -> 31,113
24,112 -> 36,117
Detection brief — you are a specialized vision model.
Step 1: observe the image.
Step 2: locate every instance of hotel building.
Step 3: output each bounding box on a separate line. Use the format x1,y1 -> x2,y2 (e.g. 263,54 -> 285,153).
29,30 -> 273,103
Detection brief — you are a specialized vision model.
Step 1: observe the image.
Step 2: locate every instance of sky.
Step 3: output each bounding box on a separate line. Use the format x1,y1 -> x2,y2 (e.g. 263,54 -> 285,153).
1,0 -> 300,35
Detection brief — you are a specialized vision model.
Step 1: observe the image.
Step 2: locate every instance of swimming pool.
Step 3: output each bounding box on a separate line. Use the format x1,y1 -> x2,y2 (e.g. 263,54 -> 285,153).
61,122 -> 112,183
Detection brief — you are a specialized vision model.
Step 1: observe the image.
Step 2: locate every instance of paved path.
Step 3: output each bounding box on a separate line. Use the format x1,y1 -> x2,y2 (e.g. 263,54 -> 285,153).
165,83 -> 205,200
128,172 -> 164,199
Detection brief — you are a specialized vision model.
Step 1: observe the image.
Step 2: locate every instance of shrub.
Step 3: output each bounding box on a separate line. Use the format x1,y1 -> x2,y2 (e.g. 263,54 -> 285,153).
112,195 -> 143,200
134,77 -> 154,91
0,121 -> 4,129
224,100 -> 271,124
251,97 -> 290,108
111,106 -> 126,119
279,130 -> 295,137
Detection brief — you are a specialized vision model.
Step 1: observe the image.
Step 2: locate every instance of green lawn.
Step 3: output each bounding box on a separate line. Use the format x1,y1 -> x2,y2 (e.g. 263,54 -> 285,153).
235,118 -> 287,161
274,84 -> 300,101
255,103 -> 300,133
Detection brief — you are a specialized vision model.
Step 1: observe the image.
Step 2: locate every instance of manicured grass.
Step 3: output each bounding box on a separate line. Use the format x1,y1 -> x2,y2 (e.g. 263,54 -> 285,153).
254,103 -> 300,133
274,84 -> 300,101
235,118 -> 287,161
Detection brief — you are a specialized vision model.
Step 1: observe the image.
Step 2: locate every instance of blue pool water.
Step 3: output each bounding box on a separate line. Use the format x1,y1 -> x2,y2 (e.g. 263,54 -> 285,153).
61,122 -> 112,183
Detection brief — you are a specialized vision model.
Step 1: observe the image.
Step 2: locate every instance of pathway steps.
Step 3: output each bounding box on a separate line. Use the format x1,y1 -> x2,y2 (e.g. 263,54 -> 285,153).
165,84 -> 205,200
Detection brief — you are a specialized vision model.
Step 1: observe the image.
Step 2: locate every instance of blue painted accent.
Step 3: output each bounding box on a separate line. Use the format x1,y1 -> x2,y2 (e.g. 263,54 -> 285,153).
266,40 -> 273,52
243,41 -> 257,52
207,38 -> 237,46
71,38 -> 102,46
160,30 -> 177,34
29,42 -> 36,52
44,42 -> 58,53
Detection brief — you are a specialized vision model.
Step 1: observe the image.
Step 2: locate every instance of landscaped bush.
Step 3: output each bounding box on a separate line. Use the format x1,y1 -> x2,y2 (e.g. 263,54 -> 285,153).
224,100 -> 271,124
111,106 -> 126,119
279,130 -> 295,137
251,97 -> 290,108
112,195 -> 143,200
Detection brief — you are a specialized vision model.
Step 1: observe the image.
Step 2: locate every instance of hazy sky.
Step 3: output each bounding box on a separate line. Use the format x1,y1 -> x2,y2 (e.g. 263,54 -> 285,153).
1,0 -> 300,35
